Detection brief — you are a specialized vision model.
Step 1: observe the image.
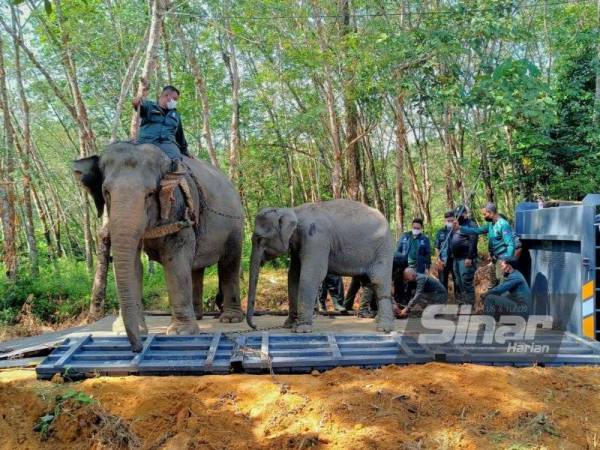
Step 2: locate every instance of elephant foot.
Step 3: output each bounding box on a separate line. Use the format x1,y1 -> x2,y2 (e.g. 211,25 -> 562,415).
376,319 -> 395,333
194,311 -> 204,320
167,320 -> 200,335
292,323 -> 313,333
112,315 -> 148,335
283,316 -> 296,328
376,297 -> 395,333
219,309 -> 244,323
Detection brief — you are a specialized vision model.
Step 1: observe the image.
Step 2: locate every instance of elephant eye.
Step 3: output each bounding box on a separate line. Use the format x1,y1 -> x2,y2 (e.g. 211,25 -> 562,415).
146,191 -> 156,198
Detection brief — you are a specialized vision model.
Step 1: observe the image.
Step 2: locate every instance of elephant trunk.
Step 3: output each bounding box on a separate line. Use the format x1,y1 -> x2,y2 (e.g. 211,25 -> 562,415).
246,239 -> 263,329
110,195 -> 146,352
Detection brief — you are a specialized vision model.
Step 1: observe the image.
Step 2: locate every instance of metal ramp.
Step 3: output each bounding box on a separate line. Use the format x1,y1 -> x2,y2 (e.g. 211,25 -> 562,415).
36,330 -> 600,379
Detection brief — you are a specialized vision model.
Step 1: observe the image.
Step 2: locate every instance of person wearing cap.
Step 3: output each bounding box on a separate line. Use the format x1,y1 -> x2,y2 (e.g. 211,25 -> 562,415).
397,267 -> 448,318
434,211 -> 458,292
454,202 -> 516,288
439,206 -> 478,305
481,257 -> 531,320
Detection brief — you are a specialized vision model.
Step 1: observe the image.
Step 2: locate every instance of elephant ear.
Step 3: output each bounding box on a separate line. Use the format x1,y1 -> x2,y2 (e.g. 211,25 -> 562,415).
73,155 -> 104,217
278,209 -> 298,251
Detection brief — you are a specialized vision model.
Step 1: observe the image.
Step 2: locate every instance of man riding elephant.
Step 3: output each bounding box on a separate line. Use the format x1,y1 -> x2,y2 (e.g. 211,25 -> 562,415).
132,85 -> 189,172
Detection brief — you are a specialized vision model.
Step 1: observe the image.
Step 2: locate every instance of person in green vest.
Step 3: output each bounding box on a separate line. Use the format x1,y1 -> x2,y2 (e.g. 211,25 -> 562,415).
454,202 -> 516,289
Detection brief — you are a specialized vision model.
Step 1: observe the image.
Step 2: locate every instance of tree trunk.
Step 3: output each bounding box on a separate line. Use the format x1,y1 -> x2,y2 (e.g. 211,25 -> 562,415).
11,6 -> 38,276
89,215 -> 110,321
111,29 -> 147,142
393,94 -> 407,236
0,36 -> 18,281
311,0 -> 343,199
221,22 -> 241,184
340,0 -> 362,201
175,19 -> 219,168
130,0 -> 168,140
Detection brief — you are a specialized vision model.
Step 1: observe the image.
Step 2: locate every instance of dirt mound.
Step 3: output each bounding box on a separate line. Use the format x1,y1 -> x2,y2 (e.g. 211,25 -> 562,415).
1,363 -> 599,449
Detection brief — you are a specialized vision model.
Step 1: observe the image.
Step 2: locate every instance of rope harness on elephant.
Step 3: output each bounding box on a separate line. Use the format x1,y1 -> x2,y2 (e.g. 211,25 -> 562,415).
143,163 -> 244,240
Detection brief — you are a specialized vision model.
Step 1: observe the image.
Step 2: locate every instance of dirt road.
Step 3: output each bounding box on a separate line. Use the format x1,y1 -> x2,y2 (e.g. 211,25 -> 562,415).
1,363 -> 599,449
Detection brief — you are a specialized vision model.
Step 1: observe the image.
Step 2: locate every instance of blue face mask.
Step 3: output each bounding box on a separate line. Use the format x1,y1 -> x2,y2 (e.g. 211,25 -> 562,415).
166,99 -> 177,110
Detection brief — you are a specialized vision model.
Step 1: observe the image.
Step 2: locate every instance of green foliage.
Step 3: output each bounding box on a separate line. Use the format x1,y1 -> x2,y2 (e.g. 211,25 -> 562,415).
34,389 -> 95,440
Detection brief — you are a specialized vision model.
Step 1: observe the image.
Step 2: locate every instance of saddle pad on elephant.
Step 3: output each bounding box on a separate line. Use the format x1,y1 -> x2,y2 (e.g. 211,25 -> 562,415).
158,172 -> 197,223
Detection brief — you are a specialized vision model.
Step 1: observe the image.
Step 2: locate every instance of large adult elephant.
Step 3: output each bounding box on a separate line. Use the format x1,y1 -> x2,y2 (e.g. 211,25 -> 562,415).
246,199 -> 395,333
73,142 -> 244,352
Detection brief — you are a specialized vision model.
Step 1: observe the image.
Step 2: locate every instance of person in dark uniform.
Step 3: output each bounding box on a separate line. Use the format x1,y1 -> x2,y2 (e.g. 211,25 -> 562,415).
481,257 -> 531,320
440,206 -> 478,305
315,274 -> 345,312
132,85 -> 189,172
397,268 -> 448,318
343,276 -> 378,318
434,211 -> 458,292
394,218 -> 431,275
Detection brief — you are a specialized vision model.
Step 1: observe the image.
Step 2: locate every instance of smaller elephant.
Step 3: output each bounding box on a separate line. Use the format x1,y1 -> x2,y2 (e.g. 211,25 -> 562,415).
247,199 -> 395,333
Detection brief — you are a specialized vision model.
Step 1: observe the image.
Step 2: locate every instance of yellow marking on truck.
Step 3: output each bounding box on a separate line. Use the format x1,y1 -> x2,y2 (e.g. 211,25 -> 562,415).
582,315 -> 595,339
582,281 -> 594,301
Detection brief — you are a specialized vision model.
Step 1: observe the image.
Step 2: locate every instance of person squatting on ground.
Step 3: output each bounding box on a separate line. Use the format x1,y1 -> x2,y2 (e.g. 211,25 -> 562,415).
397,268 -> 448,319
439,206 -> 478,306
481,257 -> 531,321
132,85 -> 189,172
315,274 -> 345,312
455,202 -> 516,289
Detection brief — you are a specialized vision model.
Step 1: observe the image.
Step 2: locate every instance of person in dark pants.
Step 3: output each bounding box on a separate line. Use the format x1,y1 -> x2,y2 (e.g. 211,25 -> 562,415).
316,274 -> 345,312
434,211 -> 458,293
394,218 -> 431,275
343,277 -> 377,318
481,258 -> 531,320
440,206 -> 478,306
397,268 -> 448,318
132,85 -> 189,172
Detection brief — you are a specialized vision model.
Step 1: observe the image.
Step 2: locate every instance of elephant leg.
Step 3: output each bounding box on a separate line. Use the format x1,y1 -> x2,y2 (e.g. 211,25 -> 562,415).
369,263 -> 395,333
163,246 -> 199,335
112,249 -> 148,335
192,267 -> 205,320
218,241 -> 244,323
294,253 -> 328,333
284,254 -> 301,328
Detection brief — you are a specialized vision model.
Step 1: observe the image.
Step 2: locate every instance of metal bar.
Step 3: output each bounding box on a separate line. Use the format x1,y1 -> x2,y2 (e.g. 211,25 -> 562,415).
53,335 -> 92,368
131,335 -> 155,366
204,333 -> 222,369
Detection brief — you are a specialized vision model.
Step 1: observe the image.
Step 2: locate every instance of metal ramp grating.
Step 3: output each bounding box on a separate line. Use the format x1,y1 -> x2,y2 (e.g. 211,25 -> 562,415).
36,331 -> 600,379
237,332 -> 431,373
423,332 -> 600,366
36,333 -> 233,379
